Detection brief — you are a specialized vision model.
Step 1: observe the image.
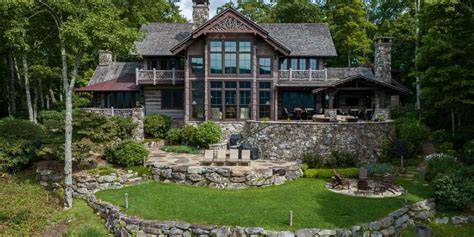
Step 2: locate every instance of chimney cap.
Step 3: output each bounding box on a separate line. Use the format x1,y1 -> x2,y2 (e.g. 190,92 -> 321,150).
374,36 -> 394,44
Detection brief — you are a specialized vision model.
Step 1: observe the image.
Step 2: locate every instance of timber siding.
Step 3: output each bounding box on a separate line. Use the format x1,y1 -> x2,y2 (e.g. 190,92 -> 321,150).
143,85 -> 184,119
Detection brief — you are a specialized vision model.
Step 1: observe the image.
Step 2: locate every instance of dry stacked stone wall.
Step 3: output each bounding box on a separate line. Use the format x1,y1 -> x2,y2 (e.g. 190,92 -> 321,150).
87,195 -> 437,237
150,163 -> 303,189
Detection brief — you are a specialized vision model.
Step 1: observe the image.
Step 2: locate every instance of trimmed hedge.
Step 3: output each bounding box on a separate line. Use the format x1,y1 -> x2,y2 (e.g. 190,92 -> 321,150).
304,168 -> 358,178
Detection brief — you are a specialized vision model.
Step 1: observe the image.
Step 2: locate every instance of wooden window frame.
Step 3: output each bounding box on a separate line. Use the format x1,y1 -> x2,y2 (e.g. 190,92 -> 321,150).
189,55 -> 204,76
161,89 -> 184,110
257,56 -> 273,77
208,80 -> 252,121
208,39 -> 253,77
257,81 -> 273,120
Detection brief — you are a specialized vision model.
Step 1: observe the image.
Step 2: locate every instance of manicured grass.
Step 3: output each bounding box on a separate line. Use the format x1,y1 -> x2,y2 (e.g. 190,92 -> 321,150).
96,175 -> 432,230
160,145 -> 200,154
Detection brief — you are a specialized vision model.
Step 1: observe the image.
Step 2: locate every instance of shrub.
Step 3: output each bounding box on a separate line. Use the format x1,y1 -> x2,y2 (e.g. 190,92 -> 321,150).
304,168 -> 358,178
329,150 -> 357,168
88,165 -> 116,176
38,110 -> 64,130
425,153 -> 461,182
194,121 -> 221,147
366,163 -> 395,176
395,117 -> 430,156
166,128 -> 183,145
160,145 -> 199,154
105,140 -> 150,167
144,114 -> 171,138
463,140 -> 474,165
390,105 -> 417,120
303,153 -> 324,168
0,119 -> 45,172
111,117 -> 137,140
181,125 -> 197,145
127,166 -> 152,177
432,173 -> 471,211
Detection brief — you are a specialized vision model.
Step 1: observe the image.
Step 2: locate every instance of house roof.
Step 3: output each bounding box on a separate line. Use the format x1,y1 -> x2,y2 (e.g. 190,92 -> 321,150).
135,8 -> 336,57
309,74 -> 408,93
76,75 -> 139,92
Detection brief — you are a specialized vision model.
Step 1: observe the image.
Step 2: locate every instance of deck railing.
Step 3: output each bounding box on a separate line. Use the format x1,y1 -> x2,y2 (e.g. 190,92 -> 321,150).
135,68 -> 185,85
278,68 -> 327,82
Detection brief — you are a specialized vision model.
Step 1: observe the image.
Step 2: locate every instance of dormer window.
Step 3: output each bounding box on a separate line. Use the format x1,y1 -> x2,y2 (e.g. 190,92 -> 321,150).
209,40 -> 252,75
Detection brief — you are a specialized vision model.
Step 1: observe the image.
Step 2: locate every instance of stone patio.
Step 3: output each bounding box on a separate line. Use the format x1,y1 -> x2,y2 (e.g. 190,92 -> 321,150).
326,179 -> 404,198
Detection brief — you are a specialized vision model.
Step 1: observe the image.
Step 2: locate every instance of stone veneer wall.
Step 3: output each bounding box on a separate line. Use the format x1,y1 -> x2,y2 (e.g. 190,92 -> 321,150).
150,163 -> 303,189
86,195 -> 436,237
187,121 -> 246,142
81,107 -> 144,140
242,121 -> 394,162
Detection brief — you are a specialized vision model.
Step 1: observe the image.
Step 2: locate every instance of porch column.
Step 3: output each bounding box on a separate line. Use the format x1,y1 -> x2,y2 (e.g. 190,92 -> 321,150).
252,42 -> 257,120
184,56 -> 190,122
326,89 -> 337,121
328,90 -> 335,109
204,39 -> 209,120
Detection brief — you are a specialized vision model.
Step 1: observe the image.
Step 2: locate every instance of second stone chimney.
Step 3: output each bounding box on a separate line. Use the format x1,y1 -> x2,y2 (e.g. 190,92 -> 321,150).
374,37 -> 393,83
99,50 -> 113,66
193,0 -> 209,26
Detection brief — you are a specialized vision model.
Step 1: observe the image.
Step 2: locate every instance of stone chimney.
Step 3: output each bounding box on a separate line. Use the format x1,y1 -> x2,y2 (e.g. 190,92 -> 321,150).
192,0 -> 209,26
98,50 -> 113,66
374,37 -> 393,83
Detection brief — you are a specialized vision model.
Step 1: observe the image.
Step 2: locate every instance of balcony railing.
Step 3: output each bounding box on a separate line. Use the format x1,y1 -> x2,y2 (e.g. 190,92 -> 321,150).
278,68 -> 327,82
135,68 -> 185,85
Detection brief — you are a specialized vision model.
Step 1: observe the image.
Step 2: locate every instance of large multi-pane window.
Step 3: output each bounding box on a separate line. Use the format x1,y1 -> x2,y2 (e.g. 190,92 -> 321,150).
209,40 -> 252,75
259,57 -> 271,75
161,90 -> 184,109
258,82 -> 272,119
210,81 -> 252,120
191,82 -> 204,119
191,57 -> 204,75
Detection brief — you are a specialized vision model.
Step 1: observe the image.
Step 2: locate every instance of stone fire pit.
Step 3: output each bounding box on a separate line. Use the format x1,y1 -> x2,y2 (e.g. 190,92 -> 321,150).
326,179 -> 404,198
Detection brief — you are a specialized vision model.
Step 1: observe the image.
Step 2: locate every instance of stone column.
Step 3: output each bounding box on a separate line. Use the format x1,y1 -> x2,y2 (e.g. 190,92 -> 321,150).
131,108 -> 144,140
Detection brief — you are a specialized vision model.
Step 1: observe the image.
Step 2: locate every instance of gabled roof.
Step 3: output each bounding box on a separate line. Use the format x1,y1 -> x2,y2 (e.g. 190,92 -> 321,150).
171,8 -> 290,55
87,62 -> 140,86
76,76 -> 139,92
134,8 -> 337,57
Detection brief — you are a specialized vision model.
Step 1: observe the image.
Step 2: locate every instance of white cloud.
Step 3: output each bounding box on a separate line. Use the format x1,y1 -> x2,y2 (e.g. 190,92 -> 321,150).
177,0 -> 234,22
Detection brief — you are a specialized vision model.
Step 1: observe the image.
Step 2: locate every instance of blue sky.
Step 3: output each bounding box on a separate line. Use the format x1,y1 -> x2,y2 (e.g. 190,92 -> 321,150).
176,0 -> 232,22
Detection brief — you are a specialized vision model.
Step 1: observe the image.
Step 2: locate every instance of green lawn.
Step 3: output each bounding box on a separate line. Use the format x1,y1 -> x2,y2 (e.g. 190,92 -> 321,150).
96,175 -> 432,230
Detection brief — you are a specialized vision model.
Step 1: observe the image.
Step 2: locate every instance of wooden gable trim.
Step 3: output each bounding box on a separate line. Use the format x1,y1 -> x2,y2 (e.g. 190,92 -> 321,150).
312,76 -> 408,94
170,8 -> 290,55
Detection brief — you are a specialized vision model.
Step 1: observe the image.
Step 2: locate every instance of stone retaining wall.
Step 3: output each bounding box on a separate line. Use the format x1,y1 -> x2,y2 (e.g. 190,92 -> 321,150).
150,163 -> 303,189
37,168 -> 145,198
86,195 -> 436,237
242,121 -> 394,162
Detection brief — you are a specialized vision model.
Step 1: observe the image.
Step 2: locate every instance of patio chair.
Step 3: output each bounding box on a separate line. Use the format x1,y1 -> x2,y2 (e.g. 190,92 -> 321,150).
240,150 -> 251,166
294,108 -> 302,120
228,149 -> 239,165
331,169 -> 350,189
214,150 -> 227,166
201,150 -> 214,165
381,175 -> 398,194
284,108 -> 293,120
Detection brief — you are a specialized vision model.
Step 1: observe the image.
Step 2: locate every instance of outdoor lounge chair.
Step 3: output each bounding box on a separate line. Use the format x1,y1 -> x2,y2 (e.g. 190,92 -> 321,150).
331,169 -> 350,189
240,150 -> 251,166
201,150 -> 214,165
214,149 -> 227,165
228,149 -> 239,165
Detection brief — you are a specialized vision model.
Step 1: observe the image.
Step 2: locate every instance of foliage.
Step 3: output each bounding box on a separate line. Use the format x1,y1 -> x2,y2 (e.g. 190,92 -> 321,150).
194,121 -> 221,147
160,145 -> 200,154
366,163 -> 396,176
395,117 -> 430,156
144,114 -> 171,139
87,165 -> 116,176
424,153 -> 461,182
0,119 -> 45,172
462,140 -> 474,165
304,168 -> 358,178
166,128 -> 182,145
383,138 -> 408,163
105,140 -> 149,167
432,173 -> 472,211
110,116 -> 137,140
390,105 -> 417,120
127,166 -> 152,177
269,0 -> 323,23
181,125 -> 198,145
96,175 -> 430,230
327,151 -> 357,168
303,153 -> 324,169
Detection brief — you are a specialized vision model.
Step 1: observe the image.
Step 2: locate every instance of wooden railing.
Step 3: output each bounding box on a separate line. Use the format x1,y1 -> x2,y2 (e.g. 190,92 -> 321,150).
135,68 -> 185,85
278,68 -> 327,81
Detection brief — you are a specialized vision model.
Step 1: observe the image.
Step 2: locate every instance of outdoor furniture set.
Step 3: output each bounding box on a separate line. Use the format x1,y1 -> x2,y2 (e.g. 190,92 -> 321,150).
330,168 -> 399,196
284,108 -> 315,120
201,149 -> 251,166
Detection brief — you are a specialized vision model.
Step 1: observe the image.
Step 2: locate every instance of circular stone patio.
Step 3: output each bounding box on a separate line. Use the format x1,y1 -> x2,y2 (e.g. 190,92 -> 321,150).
325,179 -> 404,198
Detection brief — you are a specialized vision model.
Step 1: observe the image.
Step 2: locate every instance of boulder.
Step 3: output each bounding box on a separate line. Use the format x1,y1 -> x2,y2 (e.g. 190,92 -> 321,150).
435,217 -> 449,224
172,166 -> 188,172
295,228 -> 319,237
230,176 -> 246,183
187,167 -> 204,174
171,172 -> 186,180
226,183 -> 247,190
187,174 -> 204,182
205,173 -> 228,184
273,169 -> 286,176
97,175 -> 116,183
389,207 -> 408,218
216,168 -> 231,177
380,226 -> 395,236
230,169 -> 246,177
318,229 -> 336,236
394,214 -> 410,227
451,216 -> 469,225
245,227 -> 265,235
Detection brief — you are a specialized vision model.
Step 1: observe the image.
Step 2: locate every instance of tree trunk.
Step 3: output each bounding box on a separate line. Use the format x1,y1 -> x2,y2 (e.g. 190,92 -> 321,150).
22,55 -> 35,123
49,88 -> 57,104
33,87 -> 38,122
8,53 -> 16,116
46,95 -> 50,110
61,38 -> 73,209
38,79 -> 44,110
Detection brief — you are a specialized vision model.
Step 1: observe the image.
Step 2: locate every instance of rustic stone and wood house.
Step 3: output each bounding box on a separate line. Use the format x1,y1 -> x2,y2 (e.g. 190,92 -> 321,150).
77,0 -> 407,160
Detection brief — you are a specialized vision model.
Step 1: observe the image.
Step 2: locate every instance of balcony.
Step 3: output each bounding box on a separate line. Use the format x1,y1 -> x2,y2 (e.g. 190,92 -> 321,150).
135,68 -> 185,85
278,69 -> 327,82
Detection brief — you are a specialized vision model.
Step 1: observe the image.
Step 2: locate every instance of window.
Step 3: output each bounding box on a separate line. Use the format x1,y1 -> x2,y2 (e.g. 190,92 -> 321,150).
259,57 -> 271,75
291,58 -> 298,70
191,57 -> 204,75
210,81 -> 252,120
280,58 -> 288,69
258,82 -> 272,119
299,58 -> 306,69
161,90 -> 183,109
191,82 -> 204,119
209,40 -> 252,75
310,58 -> 318,70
